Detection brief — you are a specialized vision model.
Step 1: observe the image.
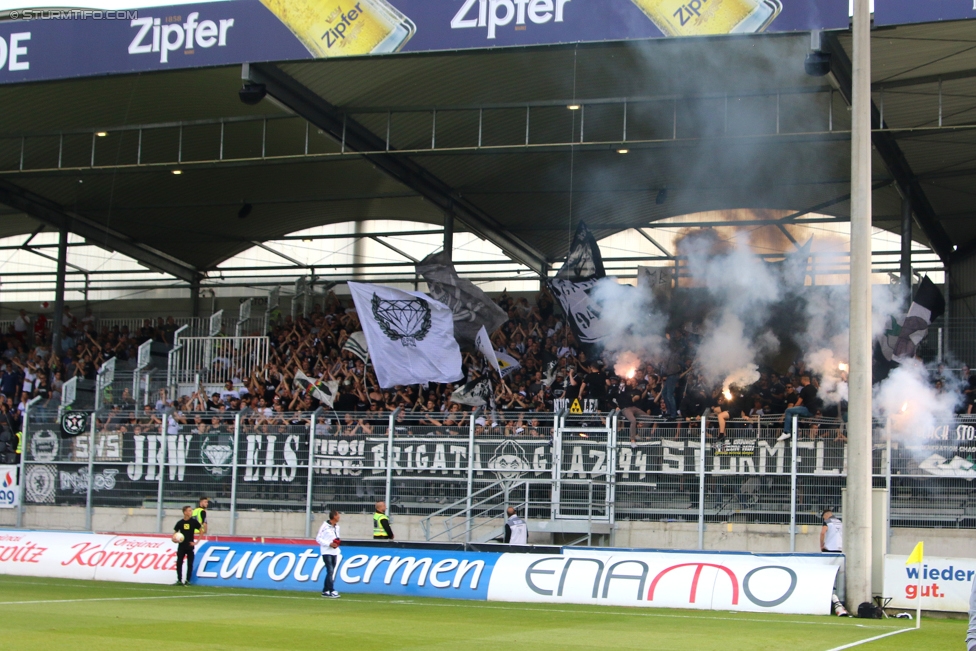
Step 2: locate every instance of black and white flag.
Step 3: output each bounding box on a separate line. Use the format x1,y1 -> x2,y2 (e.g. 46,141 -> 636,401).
416,250 -> 508,349
342,331 -> 369,363
554,221 -> 605,282
294,370 -> 338,408
348,282 -> 463,389
451,377 -> 493,407
894,276 -> 946,359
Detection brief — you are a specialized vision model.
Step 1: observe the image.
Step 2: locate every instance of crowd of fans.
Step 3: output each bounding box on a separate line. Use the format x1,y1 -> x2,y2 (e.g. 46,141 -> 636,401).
2,289 -> 973,448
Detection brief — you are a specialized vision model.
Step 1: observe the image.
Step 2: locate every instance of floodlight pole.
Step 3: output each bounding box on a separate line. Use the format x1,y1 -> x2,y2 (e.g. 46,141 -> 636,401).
846,0 -> 874,608
51,227 -> 68,356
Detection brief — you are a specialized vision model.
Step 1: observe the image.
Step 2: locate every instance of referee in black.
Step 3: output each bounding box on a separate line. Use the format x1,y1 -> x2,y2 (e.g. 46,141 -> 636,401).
174,505 -> 202,586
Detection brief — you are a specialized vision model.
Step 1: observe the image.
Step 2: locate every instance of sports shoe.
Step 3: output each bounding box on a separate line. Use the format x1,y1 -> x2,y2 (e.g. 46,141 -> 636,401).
329,591 -> 340,598
321,592 -> 330,598
776,432 -> 791,442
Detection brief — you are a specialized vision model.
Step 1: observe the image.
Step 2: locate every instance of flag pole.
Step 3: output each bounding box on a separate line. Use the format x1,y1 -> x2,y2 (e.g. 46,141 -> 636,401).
916,560 -> 921,629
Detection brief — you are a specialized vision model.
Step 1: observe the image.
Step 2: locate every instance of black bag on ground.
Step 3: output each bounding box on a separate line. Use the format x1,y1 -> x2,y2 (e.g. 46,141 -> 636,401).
857,602 -> 883,619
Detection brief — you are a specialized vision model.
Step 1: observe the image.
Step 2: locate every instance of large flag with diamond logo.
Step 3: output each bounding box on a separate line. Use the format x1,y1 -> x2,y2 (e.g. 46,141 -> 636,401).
348,282 -> 464,389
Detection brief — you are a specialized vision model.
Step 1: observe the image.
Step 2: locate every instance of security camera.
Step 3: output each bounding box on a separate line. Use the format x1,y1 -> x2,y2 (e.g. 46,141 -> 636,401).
804,51 -> 832,77
238,83 -> 267,105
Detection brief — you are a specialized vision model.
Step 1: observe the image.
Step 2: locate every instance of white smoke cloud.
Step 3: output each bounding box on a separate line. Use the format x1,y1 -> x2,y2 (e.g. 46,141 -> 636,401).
875,360 -> 960,442
587,276 -> 668,373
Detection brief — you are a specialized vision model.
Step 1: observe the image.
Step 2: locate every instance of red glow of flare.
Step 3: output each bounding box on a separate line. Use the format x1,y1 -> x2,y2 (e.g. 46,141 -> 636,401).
723,389 -> 732,401
901,402 -> 909,413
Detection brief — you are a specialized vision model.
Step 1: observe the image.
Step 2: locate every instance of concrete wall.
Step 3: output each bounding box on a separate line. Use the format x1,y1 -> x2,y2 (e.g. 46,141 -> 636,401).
2,506 -> 970,557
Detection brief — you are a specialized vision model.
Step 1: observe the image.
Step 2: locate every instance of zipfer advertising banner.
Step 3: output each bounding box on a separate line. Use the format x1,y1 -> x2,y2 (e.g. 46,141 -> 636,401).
0,0 -> 851,84
875,1 -> 976,27
884,554 -> 976,613
0,529 -> 841,615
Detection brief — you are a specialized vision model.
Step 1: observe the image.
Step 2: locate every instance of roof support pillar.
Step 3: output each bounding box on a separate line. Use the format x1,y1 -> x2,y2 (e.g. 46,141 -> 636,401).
190,276 -> 201,318
847,0 -> 874,611
52,226 -> 68,356
900,190 -> 912,299
443,210 -> 454,262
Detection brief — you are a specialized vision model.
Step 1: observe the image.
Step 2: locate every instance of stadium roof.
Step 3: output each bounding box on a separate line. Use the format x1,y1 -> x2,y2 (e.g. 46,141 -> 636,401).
0,17 -> 974,284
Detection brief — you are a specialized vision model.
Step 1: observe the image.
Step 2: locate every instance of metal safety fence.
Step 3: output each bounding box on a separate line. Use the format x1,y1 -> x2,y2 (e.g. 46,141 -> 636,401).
14,408 -> 976,546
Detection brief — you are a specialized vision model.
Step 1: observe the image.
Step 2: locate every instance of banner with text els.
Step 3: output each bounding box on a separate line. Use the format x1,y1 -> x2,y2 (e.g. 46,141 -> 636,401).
0,0 -> 850,84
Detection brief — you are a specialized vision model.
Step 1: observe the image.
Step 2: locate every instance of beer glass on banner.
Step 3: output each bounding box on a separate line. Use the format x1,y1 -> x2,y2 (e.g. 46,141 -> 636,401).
630,0 -> 783,37
260,0 -> 416,57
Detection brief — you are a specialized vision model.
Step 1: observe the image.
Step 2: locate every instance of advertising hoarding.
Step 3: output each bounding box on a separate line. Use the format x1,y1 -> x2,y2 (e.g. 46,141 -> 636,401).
884,553 -> 976,612
0,0 -> 850,84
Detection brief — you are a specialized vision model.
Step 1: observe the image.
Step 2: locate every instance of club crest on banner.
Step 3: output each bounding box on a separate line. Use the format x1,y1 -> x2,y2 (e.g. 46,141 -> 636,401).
29,429 -> 60,462
372,294 -> 432,346
488,440 -> 529,484
25,464 -> 56,503
61,411 -> 90,437
199,434 -> 234,476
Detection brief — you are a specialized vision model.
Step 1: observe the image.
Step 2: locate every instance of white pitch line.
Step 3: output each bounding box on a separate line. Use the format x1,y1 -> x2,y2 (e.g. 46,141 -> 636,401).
823,627 -> 914,651
0,593 -> 231,606
212,592 -> 904,630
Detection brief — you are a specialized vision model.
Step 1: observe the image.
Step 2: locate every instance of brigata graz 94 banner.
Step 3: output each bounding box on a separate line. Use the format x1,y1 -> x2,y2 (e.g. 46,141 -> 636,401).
0,0 -> 850,84
0,529 -> 840,615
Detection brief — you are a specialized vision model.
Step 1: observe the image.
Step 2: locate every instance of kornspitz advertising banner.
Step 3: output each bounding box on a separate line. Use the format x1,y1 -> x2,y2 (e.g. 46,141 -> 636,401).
487,549 -> 842,615
0,530 -> 177,583
884,554 -> 976,613
0,0 -> 850,84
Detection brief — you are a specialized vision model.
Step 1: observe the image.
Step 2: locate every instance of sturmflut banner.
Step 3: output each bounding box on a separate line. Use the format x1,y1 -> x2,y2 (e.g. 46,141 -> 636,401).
0,529 -> 841,615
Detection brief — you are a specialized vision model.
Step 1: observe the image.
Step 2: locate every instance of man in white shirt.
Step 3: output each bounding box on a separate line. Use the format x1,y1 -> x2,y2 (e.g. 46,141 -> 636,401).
504,507 -> 528,545
315,510 -> 341,598
820,509 -> 842,553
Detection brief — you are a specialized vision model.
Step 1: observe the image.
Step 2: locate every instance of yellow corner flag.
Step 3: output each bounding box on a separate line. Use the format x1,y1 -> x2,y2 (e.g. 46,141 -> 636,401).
906,541 -> 924,566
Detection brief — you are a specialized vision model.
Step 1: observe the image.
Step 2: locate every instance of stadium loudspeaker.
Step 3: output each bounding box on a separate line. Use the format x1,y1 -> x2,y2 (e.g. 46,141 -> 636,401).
804,51 -> 832,77
239,83 -> 267,105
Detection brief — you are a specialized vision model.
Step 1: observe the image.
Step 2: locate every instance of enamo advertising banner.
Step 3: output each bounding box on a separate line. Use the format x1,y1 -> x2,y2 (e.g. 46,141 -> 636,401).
0,529 -> 842,614
0,0 -> 851,83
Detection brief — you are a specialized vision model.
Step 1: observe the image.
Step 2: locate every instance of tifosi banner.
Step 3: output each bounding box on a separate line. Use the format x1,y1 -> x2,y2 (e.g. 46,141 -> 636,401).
0,0 -> 850,84
0,530 -> 177,583
487,549 -> 842,615
194,542 -> 498,599
883,554 -> 976,613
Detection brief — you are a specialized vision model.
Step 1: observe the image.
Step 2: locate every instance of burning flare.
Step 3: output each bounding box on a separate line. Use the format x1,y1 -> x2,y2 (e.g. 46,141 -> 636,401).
838,363 -> 849,372
901,402 -> 909,413
626,369 -> 636,380
723,389 -> 732,401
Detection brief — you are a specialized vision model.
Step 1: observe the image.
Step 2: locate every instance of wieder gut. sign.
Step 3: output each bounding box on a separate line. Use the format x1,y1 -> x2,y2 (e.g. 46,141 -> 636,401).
0,0 -> 849,84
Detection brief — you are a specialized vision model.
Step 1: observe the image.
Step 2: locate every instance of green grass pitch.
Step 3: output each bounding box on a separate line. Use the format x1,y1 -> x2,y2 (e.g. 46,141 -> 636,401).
0,575 -> 964,651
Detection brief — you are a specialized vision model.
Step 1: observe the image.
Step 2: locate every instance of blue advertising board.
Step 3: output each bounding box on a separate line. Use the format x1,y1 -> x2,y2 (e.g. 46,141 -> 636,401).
875,1 -> 976,27
192,542 -> 499,600
0,0 -> 851,84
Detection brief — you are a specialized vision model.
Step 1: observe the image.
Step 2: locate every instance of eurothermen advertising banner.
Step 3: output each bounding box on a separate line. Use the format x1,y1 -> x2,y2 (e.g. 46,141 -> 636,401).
875,1 -> 976,27
0,0 -> 851,84
193,542 -> 498,599
884,554 -> 976,613
0,529 -> 843,615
